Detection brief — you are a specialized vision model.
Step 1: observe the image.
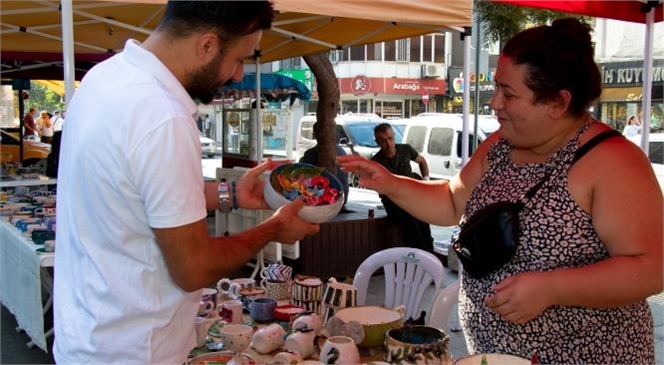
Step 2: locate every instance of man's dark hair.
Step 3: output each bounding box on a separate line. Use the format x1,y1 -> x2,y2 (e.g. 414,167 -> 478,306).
158,1 -> 274,54
374,123 -> 393,135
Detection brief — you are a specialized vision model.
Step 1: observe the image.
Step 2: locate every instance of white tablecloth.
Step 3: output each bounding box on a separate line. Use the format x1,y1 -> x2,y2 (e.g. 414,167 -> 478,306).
0,219 -> 54,352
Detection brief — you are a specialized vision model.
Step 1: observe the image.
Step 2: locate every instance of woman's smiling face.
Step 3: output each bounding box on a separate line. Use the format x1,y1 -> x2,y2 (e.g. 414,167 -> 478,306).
490,55 -> 558,149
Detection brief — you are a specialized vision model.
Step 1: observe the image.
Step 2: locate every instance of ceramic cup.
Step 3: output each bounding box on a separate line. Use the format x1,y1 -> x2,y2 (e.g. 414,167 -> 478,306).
384,325 -> 451,365
271,350 -> 303,365
292,312 -> 323,335
319,336 -> 361,365
322,278 -> 357,323
250,323 -> 286,354
292,276 -> 324,315
198,300 -> 214,317
217,277 -> 256,301
262,279 -> 293,301
248,297 -> 277,323
283,329 -> 321,359
260,262 -> 293,282
220,300 -> 244,325
201,288 -> 218,307
194,316 -> 215,348
44,239 -> 56,252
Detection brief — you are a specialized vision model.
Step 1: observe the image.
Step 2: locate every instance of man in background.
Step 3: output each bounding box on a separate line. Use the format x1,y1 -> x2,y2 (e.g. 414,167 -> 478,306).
371,123 -> 434,253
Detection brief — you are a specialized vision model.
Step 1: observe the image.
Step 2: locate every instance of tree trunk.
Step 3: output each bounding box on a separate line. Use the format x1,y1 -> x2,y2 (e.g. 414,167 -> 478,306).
302,53 -> 339,175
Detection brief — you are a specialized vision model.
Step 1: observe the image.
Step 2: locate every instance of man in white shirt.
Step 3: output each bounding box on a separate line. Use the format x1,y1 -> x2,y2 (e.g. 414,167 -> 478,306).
51,110 -> 64,132
54,2 -> 319,364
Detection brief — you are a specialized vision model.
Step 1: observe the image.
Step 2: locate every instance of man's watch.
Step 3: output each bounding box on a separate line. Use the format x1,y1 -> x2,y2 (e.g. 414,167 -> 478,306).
218,179 -> 231,213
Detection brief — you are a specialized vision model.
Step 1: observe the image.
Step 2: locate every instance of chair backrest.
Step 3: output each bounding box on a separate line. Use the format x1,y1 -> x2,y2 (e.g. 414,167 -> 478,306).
353,247 -> 444,320
427,278 -> 460,329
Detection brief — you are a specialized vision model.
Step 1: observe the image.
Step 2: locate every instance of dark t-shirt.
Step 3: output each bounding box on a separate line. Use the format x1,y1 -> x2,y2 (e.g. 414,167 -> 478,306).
371,144 -> 419,177
24,114 -> 37,135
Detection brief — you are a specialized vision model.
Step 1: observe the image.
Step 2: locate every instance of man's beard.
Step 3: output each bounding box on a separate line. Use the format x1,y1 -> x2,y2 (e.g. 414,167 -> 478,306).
185,54 -> 232,105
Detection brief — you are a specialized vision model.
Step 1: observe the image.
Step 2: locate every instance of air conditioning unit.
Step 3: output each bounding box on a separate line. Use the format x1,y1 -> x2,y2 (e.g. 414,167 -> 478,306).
421,63 -> 444,78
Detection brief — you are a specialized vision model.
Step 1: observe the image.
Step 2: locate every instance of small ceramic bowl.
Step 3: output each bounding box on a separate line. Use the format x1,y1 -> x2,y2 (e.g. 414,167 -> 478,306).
274,304 -> 306,321
263,163 -> 344,224
331,305 -> 405,348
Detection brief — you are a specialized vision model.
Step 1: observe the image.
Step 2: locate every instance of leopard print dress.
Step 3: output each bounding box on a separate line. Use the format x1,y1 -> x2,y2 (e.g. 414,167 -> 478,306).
458,122 -> 655,364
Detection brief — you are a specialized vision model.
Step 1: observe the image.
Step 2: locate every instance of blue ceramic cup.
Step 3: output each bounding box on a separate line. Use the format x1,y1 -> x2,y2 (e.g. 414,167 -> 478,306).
248,297 -> 277,322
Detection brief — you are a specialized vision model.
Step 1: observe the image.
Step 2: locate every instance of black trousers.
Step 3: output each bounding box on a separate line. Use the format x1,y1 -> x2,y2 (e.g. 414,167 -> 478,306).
381,197 -> 434,253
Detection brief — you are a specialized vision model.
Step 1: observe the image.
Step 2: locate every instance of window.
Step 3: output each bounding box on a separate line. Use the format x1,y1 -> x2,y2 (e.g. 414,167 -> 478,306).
385,41 -> 396,61
367,43 -> 381,61
341,100 -> 358,114
422,35 -> 433,63
434,34 -> 445,63
329,50 -> 341,64
428,128 -> 454,156
279,57 -> 301,70
350,45 -> 365,61
410,36 -> 421,62
455,131 -> 477,158
406,126 -> 427,153
300,121 -> 314,140
649,141 -> 663,164
397,39 -> 409,62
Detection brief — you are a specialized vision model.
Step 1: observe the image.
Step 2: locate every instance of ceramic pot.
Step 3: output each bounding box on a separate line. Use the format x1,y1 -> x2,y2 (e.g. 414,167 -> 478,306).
319,336 -> 360,365
328,305 -> 405,348
384,325 -> 451,364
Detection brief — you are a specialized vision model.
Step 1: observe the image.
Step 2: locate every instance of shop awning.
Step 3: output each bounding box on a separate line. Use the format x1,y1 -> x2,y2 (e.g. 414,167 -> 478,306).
219,73 -> 311,105
33,80 -> 80,96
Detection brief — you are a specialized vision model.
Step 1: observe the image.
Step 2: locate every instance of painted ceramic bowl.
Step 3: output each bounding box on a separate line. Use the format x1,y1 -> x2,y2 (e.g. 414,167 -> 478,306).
385,325 -> 450,364
330,305 -> 405,348
263,163 -> 344,223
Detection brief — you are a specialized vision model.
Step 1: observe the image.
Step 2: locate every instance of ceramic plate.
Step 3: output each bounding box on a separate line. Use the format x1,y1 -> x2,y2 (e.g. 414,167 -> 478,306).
454,353 -> 530,365
35,247 -> 54,255
207,322 -> 223,338
188,350 -> 255,365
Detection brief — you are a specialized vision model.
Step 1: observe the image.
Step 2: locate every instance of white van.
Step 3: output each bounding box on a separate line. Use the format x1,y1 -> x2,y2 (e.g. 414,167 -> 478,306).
627,133 -> 664,190
296,112 -> 403,186
402,113 -> 499,181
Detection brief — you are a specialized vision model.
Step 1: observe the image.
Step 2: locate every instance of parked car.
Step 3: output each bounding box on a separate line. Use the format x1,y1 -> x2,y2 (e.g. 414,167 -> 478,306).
296,112 -> 403,186
200,132 -> 220,158
401,113 -> 499,180
0,128 -> 51,167
628,133 -> 664,190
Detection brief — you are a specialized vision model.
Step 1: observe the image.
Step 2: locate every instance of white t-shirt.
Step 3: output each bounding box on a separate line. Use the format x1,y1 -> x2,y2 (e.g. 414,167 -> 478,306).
54,39 -> 207,364
52,115 -> 64,132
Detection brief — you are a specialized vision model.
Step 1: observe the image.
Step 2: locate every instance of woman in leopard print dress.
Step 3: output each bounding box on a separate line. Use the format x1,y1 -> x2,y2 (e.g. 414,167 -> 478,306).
338,18 -> 662,364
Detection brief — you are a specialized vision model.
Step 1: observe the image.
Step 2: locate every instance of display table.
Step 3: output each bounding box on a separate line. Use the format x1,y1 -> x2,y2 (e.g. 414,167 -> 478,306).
0,219 -> 54,352
0,175 -> 56,188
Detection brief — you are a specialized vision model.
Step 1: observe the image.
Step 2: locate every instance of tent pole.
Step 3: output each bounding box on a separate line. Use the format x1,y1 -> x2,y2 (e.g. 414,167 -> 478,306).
639,9 -> 654,154
61,0 -> 76,108
461,27 -> 472,165
255,56 -> 263,163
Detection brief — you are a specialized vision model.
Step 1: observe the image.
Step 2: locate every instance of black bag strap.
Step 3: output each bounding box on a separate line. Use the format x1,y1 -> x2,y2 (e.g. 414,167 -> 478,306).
521,129 -> 622,202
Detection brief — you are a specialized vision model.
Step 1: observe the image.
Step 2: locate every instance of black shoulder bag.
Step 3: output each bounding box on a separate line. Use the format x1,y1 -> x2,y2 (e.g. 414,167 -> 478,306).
452,129 -> 621,279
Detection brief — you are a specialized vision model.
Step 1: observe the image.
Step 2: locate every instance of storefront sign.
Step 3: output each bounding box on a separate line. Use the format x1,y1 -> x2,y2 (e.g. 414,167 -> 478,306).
339,77 -> 445,95
601,59 -> 664,86
274,69 -> 317,97
448,68 -> 496,95
351,75 -> 372,96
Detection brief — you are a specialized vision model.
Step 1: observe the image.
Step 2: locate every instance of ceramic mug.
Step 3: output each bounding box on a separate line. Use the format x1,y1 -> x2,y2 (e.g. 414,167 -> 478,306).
248,297 -> 277,323
220,300 -> 244,325
198,300 -> 214,316
292,276 -> 324,315
217,278 -> 255,301
250,323 -> 286,354
272,350 -> 303,365
44,239 -> 56,252
319,336 -> 361,365
322,278 -> 357,323
292,311 -> 323,335
260,262 -> 293,282
194,316 -> 215,348
283,329 -> 321,359
261,279 -> 293,301
201,288 -> 218,307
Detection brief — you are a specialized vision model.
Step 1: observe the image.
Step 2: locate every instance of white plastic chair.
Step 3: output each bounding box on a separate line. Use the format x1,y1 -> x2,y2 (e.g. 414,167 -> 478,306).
353,247 -> 444,320
427,278 -> 460,330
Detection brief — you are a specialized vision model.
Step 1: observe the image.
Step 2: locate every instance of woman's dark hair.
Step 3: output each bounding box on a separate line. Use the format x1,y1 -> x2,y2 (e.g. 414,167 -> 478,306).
158,1 -> 274,54
501,18 -> 601,117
